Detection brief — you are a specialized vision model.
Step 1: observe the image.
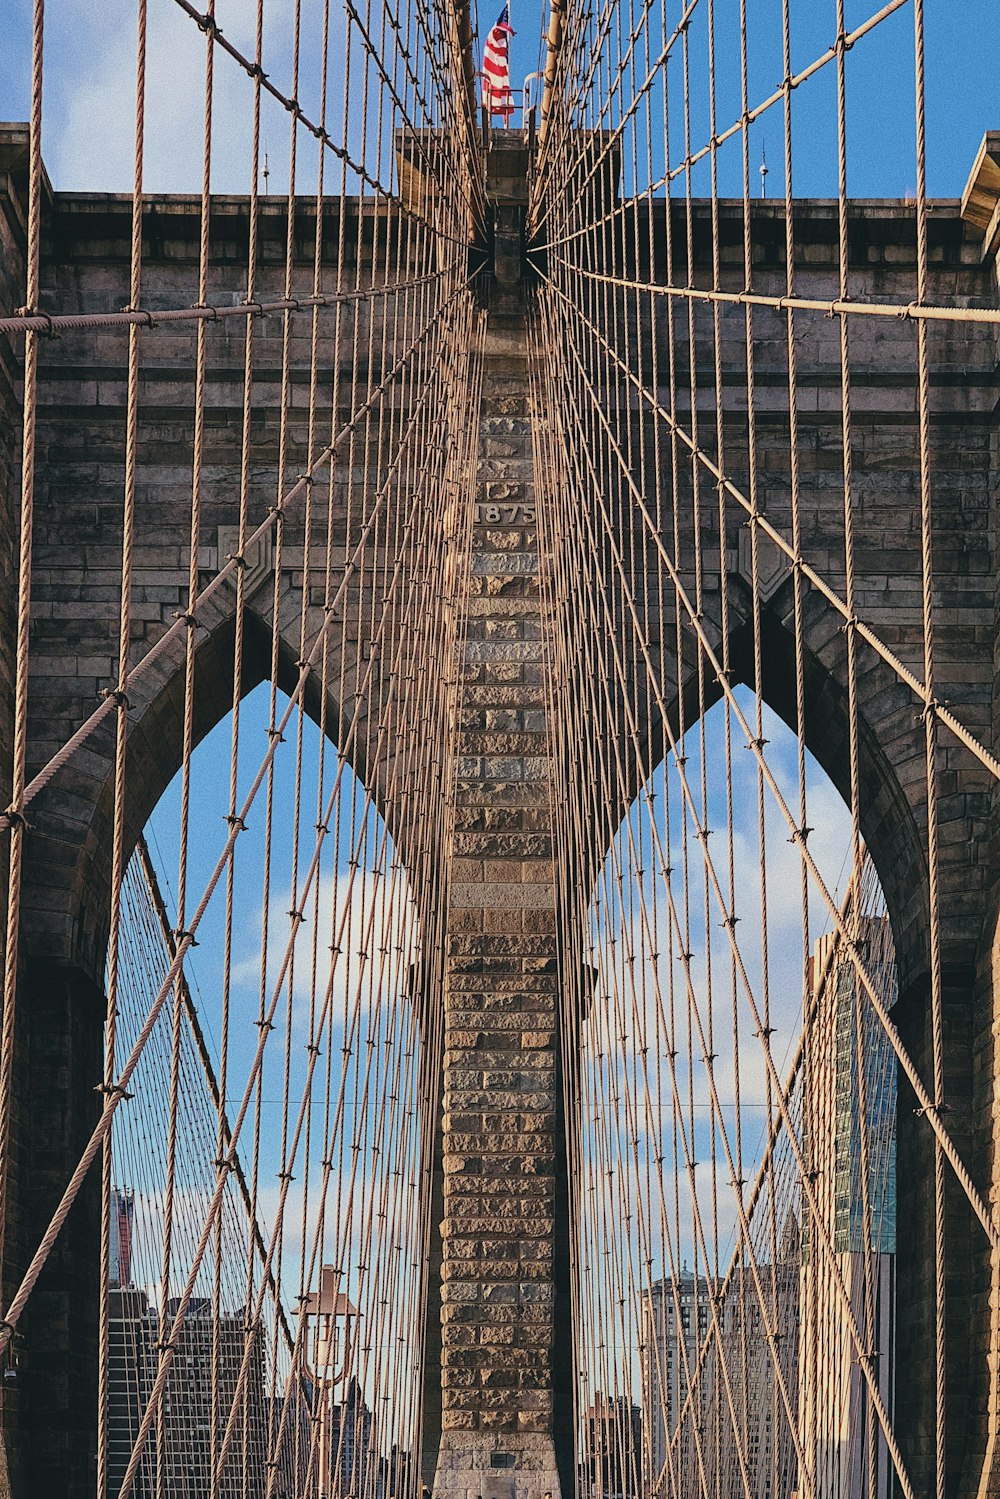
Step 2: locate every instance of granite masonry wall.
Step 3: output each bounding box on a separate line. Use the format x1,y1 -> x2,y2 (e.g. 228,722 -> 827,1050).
0,119 -> 999,1499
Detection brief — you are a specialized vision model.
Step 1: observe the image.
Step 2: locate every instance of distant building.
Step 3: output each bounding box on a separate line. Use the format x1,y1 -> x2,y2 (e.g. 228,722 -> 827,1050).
582,1390 -> 642,1499
799,917 -> 897,1499
641,1236 -> 799,1498
106,1288 -> 266,1496
109,1188 -> 134,1288
640,1272 -> 712,1483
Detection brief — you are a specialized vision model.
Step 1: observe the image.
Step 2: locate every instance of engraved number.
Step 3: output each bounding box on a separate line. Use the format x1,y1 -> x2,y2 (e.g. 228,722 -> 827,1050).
473,502 -> 536,524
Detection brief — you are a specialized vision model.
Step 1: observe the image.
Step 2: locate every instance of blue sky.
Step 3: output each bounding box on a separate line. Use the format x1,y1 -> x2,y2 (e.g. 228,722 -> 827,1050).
0,0 -> 995,197
7,0 -> 994,1422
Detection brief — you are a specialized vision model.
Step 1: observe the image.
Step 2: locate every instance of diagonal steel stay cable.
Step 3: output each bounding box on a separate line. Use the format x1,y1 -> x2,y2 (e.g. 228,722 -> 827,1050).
168,0 -> 471,247
538,254 -> 1000,326
538,268 -> 1000,787
534,364 -> 761,1496
0,293 -> 471,1356
532,0 -> 908,245
1,278 -> 467,830
134,834 -> 299,1364
547,290 -> 1000,1262
664,870 -> 859,1450
531,0 -> 676,231
341,0 -> 484,235
0,268 -> 453,337
541,293 -> 917,1494
533,0 -> 698,237
539,312 -> 818,1493
227,303 -> 479,1497
531,302 -> 765,1495
218,347 -> 474,1494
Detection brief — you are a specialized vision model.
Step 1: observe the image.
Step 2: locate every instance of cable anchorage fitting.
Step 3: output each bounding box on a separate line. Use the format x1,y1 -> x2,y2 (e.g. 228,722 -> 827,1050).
95,1081 -> 135,1101
15,305 -> 55,336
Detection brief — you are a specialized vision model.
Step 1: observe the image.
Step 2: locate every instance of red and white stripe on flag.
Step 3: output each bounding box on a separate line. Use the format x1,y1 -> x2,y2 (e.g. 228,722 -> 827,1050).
482,7 -> 515,122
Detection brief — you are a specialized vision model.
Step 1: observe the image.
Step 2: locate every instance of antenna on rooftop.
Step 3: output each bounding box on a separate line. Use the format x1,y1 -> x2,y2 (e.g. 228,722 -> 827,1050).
759,143 -> 769,199
263,152 -> 270,195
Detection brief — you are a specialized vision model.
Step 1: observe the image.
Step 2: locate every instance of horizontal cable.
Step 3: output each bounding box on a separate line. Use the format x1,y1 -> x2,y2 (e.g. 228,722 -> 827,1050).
537,253 -> 1000,326
1,274 -> 469,827
540,267 -> 1000,786
0,268 -> 449,338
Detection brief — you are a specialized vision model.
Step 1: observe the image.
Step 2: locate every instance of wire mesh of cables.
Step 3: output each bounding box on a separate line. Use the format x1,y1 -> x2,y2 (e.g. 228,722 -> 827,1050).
526,0 -> 999,1493
0,0 -> 486,1490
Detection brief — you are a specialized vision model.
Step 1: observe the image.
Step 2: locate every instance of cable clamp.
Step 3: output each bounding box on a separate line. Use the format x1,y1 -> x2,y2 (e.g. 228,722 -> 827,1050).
755,1024 -> 775,1041
225,813 -> 246,830
255,1017 -> 275,1033
124,306 -> 155,328
746,735 -> 768,751
288,908 -> 304,923
157,1337 -> 178,1353
789,823 -> 812,845
193,300 -> 220,322
276,1169 -> 295,1183
0,807 -> 29,833
268,503 -> 286,524
174,927 -> 199,947
247,62 -> 267,81
95,1081 -> 134,1101
16,305 -> 55,336
100,686 -> 132,710
721,913 -> 739,930
172,609 -> 199,629
266,727 -> 285,742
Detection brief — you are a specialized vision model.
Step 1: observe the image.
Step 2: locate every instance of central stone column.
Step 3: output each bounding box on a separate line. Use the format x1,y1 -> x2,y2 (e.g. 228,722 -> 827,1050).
431,133 -> 568,1499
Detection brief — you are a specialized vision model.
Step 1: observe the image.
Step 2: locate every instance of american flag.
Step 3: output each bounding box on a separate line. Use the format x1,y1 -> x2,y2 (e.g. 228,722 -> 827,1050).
481,5 -> 515,123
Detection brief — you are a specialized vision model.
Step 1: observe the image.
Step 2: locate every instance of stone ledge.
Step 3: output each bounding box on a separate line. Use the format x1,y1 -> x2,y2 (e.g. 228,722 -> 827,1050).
450,882 -> 555,910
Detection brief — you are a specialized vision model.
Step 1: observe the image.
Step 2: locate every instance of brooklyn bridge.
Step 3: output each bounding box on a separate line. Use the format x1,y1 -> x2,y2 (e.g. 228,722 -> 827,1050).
0,0 -> 998,1493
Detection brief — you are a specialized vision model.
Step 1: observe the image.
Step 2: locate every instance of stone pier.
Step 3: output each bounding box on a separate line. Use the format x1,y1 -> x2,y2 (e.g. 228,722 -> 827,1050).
429,132 -> 571,1499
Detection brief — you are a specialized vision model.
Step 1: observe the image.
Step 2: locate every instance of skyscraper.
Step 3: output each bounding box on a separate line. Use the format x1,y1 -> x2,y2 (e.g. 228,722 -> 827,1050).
106,1289 -> 267,1496
640,1272 -> 713,1486
109,1188 -> 134,1289
799,916 -> 897,1499
641,1252 -> 799,1499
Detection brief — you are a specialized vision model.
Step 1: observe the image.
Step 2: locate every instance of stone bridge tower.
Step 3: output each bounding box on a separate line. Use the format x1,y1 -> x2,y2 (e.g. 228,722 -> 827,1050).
1,117 -> 1000,1499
